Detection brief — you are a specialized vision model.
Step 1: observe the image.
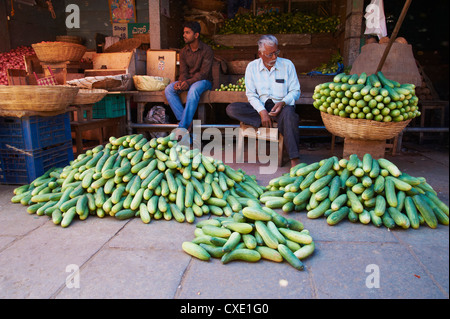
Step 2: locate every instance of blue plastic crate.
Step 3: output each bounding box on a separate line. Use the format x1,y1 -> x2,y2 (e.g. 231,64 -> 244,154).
0,113 -> 71,151
93,95 -> 126,118
0,141 -> 74,185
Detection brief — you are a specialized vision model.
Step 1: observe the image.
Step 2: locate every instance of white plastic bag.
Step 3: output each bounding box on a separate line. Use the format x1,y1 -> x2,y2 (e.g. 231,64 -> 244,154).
364,0 -> 387,39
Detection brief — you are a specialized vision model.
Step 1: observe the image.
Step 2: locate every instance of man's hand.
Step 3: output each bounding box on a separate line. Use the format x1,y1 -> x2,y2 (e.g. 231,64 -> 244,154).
179,81 -> 189,90
259,110 -> 272,128
268,101 -> 285,117
173,81 -> 189,91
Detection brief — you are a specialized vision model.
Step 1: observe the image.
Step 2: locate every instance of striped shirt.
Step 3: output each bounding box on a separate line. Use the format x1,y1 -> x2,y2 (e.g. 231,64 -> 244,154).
245,57 -> 301,113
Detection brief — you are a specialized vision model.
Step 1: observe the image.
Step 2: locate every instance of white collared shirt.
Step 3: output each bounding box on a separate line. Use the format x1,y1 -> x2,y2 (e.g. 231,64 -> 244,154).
245,57 -> 301,113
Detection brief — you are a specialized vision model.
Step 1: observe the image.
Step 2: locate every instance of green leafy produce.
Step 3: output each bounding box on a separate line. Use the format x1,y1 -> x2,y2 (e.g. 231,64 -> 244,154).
219,12 -> 340,35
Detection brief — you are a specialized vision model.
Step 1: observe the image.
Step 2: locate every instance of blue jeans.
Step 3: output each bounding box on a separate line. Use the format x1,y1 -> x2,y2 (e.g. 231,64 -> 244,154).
165,80 -> 212,129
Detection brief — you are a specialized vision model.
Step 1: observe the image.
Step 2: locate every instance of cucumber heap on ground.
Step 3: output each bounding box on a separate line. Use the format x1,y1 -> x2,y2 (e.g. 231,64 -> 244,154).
182,204 -> 315,271
10,133 -> 265,228
313,71 -> 421,122
263,154 -> 449,229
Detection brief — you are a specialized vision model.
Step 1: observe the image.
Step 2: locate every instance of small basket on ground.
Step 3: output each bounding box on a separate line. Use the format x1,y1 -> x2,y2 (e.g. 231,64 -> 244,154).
321,112 -> 411,141
31,42 -> 87,63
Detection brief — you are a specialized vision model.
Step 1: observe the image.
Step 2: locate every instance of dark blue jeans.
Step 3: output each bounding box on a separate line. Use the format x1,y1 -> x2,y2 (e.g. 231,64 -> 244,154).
165,80 -> 212,129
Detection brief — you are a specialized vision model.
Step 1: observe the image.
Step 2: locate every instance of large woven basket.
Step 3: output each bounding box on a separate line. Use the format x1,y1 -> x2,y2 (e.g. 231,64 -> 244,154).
56,35 -> 83,44
32,42 -> 87,63
72,89 -> 108,105
0,85 -> 79,112
321,112 -> 411,141
226,60 -> 250,74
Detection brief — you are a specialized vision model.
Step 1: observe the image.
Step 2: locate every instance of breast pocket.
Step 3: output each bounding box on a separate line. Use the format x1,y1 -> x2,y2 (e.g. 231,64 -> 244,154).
273,79 -> 286,99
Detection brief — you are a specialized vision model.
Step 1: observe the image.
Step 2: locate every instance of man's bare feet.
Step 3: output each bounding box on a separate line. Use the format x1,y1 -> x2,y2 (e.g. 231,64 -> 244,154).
290,158 -> 300,168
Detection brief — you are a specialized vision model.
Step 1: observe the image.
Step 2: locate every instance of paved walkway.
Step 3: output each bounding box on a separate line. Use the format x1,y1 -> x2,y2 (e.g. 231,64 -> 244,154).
0,142 -> 448,300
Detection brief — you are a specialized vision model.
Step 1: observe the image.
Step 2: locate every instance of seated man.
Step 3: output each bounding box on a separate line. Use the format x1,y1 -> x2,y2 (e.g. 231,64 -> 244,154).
226,34 -> 301,167
165,21 -> 214,143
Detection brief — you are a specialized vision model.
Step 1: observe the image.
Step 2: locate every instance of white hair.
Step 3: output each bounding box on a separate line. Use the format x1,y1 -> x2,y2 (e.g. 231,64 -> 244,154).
257,35 -> 278,52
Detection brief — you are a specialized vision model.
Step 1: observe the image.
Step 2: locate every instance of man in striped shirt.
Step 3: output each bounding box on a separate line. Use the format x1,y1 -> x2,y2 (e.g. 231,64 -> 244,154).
226,35 -> 301,167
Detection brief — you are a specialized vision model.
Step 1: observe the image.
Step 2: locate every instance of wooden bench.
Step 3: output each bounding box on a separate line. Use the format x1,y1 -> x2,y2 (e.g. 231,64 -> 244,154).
129,90 -> 317,132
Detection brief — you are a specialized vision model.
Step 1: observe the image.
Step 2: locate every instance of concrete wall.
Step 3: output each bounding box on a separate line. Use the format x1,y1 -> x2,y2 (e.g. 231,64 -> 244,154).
0,0 -> 66,50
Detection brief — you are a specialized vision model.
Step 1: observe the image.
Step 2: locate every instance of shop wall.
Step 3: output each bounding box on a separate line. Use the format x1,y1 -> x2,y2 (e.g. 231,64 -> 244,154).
159,0 -> 186,49
1,0 -> 66,50
64,0 -> 149,50
0,1 -> 10,52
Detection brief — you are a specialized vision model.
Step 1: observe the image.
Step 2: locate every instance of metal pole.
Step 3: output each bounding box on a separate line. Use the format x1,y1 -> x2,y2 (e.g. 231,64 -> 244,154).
376,0 -> 413,72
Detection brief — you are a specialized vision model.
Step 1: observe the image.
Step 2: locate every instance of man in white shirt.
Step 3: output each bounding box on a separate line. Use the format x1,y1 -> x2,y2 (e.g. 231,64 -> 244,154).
226,35 -> 301,167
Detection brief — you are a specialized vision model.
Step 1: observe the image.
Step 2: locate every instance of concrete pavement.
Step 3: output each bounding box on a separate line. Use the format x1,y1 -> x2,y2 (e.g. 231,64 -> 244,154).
0,141 -> 448,300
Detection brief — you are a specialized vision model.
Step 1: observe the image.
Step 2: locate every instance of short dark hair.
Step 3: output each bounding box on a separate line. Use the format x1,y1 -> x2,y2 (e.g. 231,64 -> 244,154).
183,21 -> 201,35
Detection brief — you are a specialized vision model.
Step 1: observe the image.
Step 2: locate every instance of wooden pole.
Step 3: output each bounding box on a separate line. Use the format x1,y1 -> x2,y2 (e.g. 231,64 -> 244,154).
376,0 -> 412,72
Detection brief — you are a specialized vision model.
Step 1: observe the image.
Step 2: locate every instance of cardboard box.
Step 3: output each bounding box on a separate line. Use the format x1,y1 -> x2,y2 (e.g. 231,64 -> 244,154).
84,49 -> 146,77
146,50 -> 177,83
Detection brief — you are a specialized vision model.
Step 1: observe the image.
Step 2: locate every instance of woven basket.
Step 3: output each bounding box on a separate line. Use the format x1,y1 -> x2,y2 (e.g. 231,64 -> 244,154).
32,42 -> 87,63
226,60 -> 250,74
321,112 -> 411,141
0,85 -> 79,112
133,76 -> 170,91
56,35 -> 83,45
72,89 -> 108,105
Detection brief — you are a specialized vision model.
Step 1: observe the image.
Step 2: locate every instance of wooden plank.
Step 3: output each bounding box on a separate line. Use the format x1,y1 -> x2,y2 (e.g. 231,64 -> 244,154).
84,69 -> 127,77
343,138 -> 387,160
212,34 -> 311,47
132,90 -> 314,104
92,52 -> 133,70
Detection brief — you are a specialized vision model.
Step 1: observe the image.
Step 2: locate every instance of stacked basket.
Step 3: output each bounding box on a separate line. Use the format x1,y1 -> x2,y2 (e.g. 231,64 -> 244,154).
31,41 -> 87,63
313,71 -> 419,158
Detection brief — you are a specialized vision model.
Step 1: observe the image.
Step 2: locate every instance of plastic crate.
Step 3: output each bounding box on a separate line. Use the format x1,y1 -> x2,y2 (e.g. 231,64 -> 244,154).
92,95 -> 126,118
0,113 -> 71,151
0,141 -> 74,185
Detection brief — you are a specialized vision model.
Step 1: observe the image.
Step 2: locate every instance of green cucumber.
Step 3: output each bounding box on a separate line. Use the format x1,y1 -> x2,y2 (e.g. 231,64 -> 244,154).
277,244 -> 304,270
182,241 -> 211,261
254,220 -> 279,249
221,249 -> 261,264
327,206 -> 349,225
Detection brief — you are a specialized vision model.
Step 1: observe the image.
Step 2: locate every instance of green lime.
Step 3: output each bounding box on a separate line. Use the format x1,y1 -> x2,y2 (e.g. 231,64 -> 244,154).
374,114 -> 383,122
381,108 -> 390,116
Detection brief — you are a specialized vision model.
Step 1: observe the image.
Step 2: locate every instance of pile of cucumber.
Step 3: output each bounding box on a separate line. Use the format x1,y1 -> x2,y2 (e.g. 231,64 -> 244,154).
11,133 -> 265,227
263,154 -> 449,229
313,71 -> 420,122
183,204 -> 314,271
